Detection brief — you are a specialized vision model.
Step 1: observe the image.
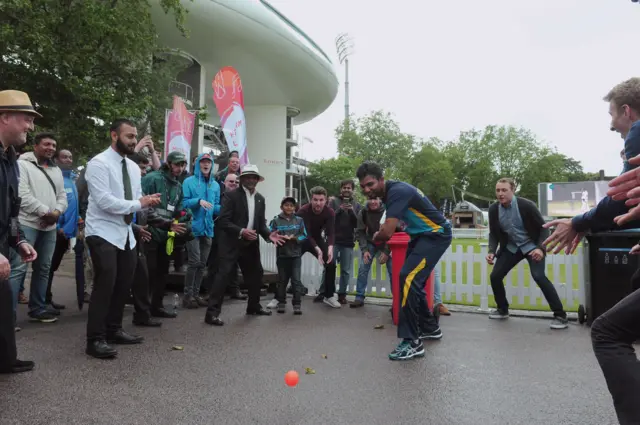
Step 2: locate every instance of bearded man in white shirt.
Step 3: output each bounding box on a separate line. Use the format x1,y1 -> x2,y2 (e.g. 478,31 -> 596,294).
84,119 -> 161,359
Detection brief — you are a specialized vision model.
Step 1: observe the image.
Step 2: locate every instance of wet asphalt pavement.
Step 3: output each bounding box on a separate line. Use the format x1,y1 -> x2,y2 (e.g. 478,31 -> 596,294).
0,273 -> 621,425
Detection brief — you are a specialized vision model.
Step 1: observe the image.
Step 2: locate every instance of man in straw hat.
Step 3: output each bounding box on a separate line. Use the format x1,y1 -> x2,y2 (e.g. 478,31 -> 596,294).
204,164 -> 286,326
0,90 -> 39,373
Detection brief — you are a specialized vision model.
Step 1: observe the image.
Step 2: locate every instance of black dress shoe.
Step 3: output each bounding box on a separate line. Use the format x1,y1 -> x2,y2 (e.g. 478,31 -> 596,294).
50,301 -> 66,310
107,330 -> 144,345
132,318 -> 162,327
0,359 -> 35,374
204,315 -> 224,326
86,340 -> 117,359
151,308 -> 178,318
230,290 -> 248,300
246,308 -> 272,316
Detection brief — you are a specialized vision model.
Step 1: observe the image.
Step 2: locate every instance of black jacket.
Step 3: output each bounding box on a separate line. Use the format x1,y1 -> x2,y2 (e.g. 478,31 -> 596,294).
0,145 -> 26,257
356,205 -> 391,256
216,187 -> 271,258
329,196 -> 361,247
488,197 -> 548,257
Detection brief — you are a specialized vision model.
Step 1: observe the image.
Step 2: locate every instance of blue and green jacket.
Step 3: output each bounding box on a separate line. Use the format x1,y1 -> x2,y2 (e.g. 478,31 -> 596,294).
269,212 -> 307,258
182,154 -> 221,238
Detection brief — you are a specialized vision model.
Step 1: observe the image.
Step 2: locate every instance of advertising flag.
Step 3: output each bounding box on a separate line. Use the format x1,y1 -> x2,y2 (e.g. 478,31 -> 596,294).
164,95 -> 196,168
212,66 -> 249,166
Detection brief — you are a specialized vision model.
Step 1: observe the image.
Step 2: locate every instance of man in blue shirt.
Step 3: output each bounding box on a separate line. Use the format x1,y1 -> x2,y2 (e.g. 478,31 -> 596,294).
356,161 -> 451,361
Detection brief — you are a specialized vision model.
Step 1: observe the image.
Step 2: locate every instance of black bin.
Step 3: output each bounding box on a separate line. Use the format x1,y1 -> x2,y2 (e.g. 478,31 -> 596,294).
583,231 -> 640,325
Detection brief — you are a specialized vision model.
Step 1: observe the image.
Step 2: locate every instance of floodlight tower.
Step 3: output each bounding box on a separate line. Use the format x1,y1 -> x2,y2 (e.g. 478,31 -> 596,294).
335,33 -> 354,128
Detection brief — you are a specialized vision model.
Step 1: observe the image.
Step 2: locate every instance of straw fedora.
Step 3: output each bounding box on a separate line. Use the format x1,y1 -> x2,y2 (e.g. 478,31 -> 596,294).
0,90 -> 42,117
239,164 -> 264,181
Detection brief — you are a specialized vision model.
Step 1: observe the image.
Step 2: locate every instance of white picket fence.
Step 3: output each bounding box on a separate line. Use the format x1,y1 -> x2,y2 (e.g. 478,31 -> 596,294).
259,241 -> 589,312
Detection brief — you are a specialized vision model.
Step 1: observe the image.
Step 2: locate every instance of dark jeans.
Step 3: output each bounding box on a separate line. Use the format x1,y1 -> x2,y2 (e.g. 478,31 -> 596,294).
490,249 -> 566,318
591,268 -> 640,425
47,234 -> 86,304
302,239 -> 336,298
85,236 -> 137,341
131,251 -> 152,323
146,240 -> 171,310
397,234 -> 450,341
276,257 -> 302,306
206,241 -> 263,317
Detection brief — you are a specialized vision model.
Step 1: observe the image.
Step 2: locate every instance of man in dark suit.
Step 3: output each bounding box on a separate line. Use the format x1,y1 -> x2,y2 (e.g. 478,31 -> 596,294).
486,177 -> 568,329
204,164 -> 284,326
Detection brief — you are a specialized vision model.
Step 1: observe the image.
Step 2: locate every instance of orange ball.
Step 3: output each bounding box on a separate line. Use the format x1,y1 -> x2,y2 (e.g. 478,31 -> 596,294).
284,370 -> 299,387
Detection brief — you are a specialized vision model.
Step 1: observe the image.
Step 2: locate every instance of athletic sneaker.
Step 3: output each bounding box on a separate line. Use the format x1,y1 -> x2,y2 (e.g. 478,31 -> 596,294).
489,309 -> 509,320
550,316 -> 569,330
277,303 -> 286,314
323,296 -> 341,308
389,340 -> 425,361
28,312 -> 58,323
419,327 -> 443,340
267,299 -> 279,309
293,305 -> 302,315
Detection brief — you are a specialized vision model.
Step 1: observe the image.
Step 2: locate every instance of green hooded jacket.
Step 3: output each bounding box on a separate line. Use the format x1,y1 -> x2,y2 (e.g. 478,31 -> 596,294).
141,166 -> 190,243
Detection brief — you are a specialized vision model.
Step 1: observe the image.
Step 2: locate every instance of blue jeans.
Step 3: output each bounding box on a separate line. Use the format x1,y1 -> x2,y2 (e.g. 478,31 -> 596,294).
9,226 -> 57,316
433,266 -> 442,305
319,244 -> 354,296
355,243 -> 392,300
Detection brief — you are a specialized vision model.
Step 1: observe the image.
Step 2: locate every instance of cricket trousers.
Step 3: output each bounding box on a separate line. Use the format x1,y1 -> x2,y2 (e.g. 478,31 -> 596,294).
397,233 -> 452,341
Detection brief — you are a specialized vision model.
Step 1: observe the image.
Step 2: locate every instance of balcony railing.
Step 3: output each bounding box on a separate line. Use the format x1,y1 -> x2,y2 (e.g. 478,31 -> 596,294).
285,187 -> 299,200
169,80 -> 194,107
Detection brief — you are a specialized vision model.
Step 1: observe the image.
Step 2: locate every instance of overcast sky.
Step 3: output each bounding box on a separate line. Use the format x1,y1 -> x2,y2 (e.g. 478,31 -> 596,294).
270,0 -> 640,176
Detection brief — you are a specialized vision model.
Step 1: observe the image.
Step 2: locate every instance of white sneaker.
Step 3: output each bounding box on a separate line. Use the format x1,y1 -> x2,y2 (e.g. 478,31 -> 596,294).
267,299 -> 279,309
323,296 -> 341,308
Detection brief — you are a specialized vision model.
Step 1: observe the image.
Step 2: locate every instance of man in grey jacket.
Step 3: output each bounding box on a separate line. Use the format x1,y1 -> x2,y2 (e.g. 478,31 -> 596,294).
9,133 -> 67,323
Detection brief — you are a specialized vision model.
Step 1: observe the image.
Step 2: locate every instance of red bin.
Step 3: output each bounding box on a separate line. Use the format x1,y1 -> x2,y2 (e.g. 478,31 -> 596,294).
387,232 -> 434,326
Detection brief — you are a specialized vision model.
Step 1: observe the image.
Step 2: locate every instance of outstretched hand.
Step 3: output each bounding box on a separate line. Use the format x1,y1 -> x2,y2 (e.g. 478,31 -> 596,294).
269,232 -> 286,246
542,218 -> 583,255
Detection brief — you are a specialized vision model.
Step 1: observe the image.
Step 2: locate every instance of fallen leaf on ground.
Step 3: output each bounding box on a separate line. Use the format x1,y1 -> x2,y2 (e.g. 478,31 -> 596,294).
374,325 -> 385,330
304,367 -> 316,375
321,354 -> 327,359
172,345 -> 184,351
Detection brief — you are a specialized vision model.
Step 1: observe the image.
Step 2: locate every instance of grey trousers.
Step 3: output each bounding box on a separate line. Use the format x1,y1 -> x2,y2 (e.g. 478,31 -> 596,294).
184,236 -> 212,298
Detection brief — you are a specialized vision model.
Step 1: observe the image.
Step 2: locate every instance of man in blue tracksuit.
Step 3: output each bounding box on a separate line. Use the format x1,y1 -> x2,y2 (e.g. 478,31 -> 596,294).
47,149 -> 83,311
182,153 -> 220,308
356,161 -> 451,361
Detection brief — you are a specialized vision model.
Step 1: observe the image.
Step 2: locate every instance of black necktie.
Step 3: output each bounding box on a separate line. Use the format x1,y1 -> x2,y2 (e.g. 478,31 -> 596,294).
122,159 -> 133,224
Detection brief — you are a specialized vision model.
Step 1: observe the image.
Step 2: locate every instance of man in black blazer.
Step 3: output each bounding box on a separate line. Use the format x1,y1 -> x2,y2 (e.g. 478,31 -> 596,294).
486,177 -> 568,329
204,164 -> 284,326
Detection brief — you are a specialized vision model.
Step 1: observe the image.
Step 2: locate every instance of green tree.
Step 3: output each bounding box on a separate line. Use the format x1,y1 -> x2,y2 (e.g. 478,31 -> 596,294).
336,110 -> 415,176
306,156 -> 362,197
401,141 -> 454,206
0,0 -> 200,162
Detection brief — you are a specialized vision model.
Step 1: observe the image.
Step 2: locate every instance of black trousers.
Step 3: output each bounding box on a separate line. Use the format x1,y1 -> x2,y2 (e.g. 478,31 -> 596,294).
206,241 -> 263,317
131,251 -> 152,322
85,235 -> 137,342
146,240 -> 171,310
591,268 -> 640,425
490,249 -> 566,317
301,239 -> 336,298
46,232 -> 69,303
0,276 -> 17,370
204,235 -> 240,294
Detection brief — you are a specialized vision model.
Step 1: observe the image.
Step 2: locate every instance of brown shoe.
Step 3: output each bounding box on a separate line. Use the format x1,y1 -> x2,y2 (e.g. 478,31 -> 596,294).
18,292 -> 28,304
438,304 -> 451,316
349,300 -> 364,308
182,297 -> 198,309
337,294 -> 348,305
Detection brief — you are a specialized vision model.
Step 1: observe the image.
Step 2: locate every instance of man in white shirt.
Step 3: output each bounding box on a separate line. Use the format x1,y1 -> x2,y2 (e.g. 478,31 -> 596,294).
84,119 -> 161,359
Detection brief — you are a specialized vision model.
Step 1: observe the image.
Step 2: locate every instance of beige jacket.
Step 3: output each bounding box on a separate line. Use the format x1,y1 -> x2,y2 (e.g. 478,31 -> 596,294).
18,152 -> 67,231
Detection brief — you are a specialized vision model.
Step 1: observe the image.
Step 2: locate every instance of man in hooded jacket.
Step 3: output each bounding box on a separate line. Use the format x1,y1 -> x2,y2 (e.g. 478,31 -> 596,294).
182,153 -> 220,308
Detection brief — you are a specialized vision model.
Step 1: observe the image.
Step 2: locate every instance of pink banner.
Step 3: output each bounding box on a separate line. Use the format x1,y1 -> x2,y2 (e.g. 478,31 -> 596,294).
212,66 -> 249,166
164,95 -> 196,168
